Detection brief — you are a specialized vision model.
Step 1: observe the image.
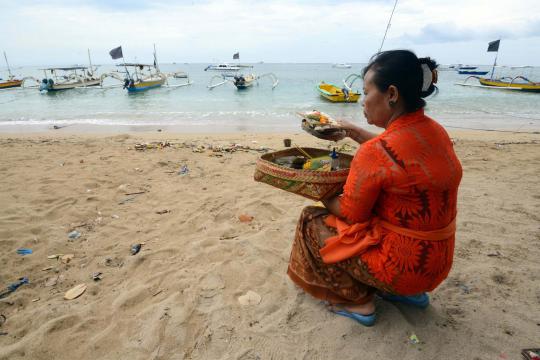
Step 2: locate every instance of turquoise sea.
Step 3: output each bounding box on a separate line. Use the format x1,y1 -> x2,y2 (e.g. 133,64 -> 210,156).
1,63 -> 539,132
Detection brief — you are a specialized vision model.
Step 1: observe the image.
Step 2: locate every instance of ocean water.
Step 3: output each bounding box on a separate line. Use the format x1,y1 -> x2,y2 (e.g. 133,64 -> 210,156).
0,63 -> 539,132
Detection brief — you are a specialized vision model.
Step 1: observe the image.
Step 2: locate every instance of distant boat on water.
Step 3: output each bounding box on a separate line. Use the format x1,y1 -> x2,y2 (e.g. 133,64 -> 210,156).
456,40 -> 540,93
458,69 -> 489,75
332,63 -> 352,69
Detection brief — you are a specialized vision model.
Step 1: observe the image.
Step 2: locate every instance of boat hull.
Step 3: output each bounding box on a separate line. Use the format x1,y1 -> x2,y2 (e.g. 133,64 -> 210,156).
458,70 -> 489,75
0,79 -> 23,89
127,78 -> 166,92
317,83 -> 360,103
479,78 -> 540,92
41,78 -> 102,92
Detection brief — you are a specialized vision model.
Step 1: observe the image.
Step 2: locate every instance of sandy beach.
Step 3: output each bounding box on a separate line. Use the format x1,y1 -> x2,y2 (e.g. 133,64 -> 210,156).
0,129 -> 539,360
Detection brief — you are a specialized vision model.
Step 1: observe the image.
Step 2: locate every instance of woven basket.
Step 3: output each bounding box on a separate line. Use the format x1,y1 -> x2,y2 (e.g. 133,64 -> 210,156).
254,147 -> 353,201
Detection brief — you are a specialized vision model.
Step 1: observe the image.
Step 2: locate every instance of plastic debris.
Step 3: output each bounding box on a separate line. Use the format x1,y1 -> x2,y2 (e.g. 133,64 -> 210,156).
130,244 -> 142,255
92,272 -> 103,281
64,284 -> 87,300
111,214 -> 120,219
238,290 -> 262,306
0,314 -> 6,326
47,254 -> 62,260
409,333 -> 420,344
68,230 -> 81,239
178,165 -> 189,176
16,248 -> 33,256
239,214 -> 254,223
156,209 -> 171,215
0,277 -> 29,299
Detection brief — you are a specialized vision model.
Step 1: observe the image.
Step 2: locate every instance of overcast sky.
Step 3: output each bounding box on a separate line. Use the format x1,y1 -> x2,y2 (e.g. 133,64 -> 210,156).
2,0 -> 540,66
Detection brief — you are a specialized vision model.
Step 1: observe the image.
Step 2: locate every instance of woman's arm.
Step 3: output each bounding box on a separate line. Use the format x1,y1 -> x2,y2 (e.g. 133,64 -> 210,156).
322,195 -> 345,219
337,119 -> 378,144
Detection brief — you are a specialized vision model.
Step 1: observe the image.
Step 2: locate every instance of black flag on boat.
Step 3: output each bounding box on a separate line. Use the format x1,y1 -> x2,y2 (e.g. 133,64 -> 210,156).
233,52 -> 239,60
487,40 -> 500,52
109,46 -> 123,60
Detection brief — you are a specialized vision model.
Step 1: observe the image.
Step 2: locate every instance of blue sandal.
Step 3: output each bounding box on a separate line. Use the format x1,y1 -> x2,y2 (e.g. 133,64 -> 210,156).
331,308 -> 376,327
379,292 -> 430,309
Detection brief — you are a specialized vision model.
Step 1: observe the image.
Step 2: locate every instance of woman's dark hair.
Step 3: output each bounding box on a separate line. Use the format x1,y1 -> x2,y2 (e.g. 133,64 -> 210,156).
362,50 -> 438,112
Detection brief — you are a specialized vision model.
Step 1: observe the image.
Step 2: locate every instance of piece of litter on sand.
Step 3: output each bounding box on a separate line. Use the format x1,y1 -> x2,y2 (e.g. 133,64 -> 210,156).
238,290 -> 262,306
459,284 -> 471,294
61,254 -> 75,264
130,243 -> 142,255
45,276 -> 59,287
68,230 -> 81,240
0,314 -> 6,326
152,290 -> 163,297
178,165 -> 189,176
41,266 -> 53,271
32,298 -> 40,302
409,334 -> 420,344
118,197 -> 136,205
16,248 -> 33,256
92,272 -> 103,281
64,284 -> 87,300
238,214 -> 254,223
522,349 -> 540,360
0,277 -> 29,299
0,332 -> 7,336
47,254 -> 62,260
156,209 -> 170,215
111,214 -> 120,219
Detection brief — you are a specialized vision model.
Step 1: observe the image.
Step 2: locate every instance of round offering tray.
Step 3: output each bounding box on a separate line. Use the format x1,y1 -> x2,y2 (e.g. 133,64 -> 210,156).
254,147 -> 353,201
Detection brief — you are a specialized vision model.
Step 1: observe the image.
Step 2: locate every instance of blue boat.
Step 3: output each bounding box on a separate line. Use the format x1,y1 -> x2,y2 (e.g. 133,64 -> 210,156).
458,70 -> 489,75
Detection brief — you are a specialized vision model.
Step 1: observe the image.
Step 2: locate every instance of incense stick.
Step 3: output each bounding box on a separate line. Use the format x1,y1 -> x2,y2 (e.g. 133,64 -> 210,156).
295,145 -> 313,159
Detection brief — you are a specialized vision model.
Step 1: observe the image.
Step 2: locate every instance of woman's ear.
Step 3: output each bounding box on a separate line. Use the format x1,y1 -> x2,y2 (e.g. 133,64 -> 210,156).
387,85 -> 399,103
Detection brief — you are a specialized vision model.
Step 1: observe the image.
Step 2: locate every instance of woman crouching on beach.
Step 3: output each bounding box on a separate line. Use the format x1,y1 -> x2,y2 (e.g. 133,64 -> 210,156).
287,50 -> 462,326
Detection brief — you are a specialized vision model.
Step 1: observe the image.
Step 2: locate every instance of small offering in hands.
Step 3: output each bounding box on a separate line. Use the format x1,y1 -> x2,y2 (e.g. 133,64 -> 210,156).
298,110 -> 346,141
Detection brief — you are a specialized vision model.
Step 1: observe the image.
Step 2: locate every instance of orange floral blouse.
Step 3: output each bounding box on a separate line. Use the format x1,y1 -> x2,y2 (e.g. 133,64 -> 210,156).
334,110 -> 462,295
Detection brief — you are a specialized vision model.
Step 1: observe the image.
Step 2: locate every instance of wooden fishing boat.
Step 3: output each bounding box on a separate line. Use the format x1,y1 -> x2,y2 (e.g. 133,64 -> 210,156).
109,45 -> 191,93
478,76 -> 540,92
455,40 -> 540,93
120,64 -> 167,92
208,72 -> 278,90
233,74 -> 256,89
1,52 -> 23,89
0,79 -> 23,89
317,82 -> 360,103
39,66 -> 102,92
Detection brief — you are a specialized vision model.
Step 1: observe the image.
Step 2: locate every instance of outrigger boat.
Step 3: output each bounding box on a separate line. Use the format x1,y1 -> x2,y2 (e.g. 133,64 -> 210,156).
207,72 -> 278,90
1,51 -> 23,89
39,49 -> 101,92
109,45 -> 191,93
456,40 -> 540,93
39,66 -> 101,92
118,63 -> 167,92
317,82 -> 360,103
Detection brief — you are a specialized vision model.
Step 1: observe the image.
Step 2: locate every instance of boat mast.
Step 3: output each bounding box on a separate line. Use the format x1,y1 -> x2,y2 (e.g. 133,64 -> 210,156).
490,41 -> 500,80
3,51 -> 13,78
87,48 -> 94,76
153,44 -> 160,73
378,0 -> 398,53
